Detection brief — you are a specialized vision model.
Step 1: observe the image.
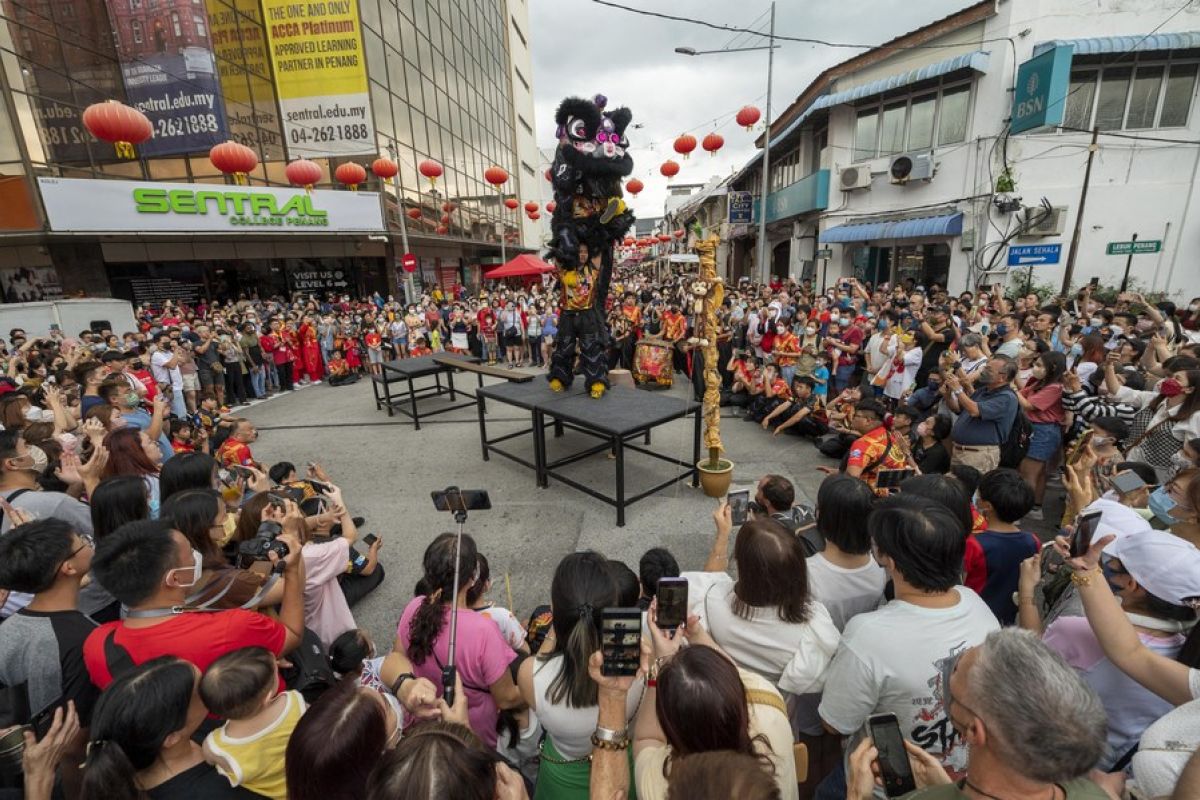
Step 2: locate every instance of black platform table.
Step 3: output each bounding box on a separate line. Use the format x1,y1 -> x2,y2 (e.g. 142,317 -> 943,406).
476,381 -> 701,526
370,354 -> 482,429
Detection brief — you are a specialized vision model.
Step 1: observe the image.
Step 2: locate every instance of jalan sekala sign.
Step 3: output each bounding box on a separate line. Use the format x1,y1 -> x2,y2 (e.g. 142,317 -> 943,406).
37,178 -> 385,234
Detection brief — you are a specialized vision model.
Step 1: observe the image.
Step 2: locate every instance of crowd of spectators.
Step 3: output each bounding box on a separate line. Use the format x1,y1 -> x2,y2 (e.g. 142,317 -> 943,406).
0,272 -> 1194,800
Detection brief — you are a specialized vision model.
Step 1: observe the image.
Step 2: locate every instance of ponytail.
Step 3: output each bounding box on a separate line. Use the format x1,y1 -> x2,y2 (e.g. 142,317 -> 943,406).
408,533 -> 478,665
80,740 -> 142,800
543,552 -> 617,709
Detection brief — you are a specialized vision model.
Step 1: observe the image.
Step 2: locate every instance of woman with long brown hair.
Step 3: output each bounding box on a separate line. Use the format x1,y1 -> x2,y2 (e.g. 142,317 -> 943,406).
101,426 -> 162,517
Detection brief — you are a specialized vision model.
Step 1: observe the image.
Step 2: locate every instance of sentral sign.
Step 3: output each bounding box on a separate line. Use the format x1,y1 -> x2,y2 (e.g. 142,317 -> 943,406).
37,177 -> 385,234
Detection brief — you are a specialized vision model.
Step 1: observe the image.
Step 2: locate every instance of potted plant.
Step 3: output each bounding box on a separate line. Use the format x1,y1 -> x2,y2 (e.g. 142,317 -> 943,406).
691,231 -> 733,497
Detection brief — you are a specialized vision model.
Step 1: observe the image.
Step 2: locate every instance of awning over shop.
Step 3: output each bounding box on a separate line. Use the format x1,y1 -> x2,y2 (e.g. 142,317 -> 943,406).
767,50 -> 990,150
819,212 -> 963,243
1033,32 -> 1200,58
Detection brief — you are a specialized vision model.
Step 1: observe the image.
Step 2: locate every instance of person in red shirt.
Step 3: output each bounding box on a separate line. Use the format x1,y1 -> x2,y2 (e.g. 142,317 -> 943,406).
83,517 -> 306,690
260,319 -> 295,392
216,418 -> 259,469
824,318 -> 864,394
408,336 -> 432,357
842,398 -> 913,495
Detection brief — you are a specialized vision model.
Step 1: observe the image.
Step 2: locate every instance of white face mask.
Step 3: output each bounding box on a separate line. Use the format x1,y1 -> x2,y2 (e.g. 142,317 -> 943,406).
1110,325 -> 1124,336
22,406 -> 42,423
27,446 -> 47,473
828,315 -> 840,324
167,549 -> 203,589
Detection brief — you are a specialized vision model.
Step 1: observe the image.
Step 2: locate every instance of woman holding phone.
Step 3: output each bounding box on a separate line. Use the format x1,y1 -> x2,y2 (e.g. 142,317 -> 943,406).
1016,351 -> 1067,520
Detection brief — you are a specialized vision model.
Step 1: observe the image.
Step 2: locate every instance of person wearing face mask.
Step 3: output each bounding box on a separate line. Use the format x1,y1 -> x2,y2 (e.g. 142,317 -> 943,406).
946,357 -> 1020,474
0,429 -> 93,537
83,515 -> 307,691
772,320 -> 800,386
1110,367 -> 1200,483
1147,467 -> 1200,544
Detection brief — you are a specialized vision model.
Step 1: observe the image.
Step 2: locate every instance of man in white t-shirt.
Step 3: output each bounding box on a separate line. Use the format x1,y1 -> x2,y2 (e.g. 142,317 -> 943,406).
816,494 -> 999,799
149,333 -> 186,418
805,475 -> 886,632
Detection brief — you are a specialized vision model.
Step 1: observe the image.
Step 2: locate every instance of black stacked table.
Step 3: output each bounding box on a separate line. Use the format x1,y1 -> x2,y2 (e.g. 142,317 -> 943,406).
370,354 -> 482,429
476,382 -> 700,526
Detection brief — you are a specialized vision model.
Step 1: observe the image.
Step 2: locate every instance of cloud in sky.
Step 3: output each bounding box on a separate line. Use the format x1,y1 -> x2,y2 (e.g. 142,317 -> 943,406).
527,0 -> 969,218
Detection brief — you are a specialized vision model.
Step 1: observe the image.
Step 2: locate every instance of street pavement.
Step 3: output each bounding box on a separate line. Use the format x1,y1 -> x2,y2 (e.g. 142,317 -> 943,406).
239,369 -> 838,648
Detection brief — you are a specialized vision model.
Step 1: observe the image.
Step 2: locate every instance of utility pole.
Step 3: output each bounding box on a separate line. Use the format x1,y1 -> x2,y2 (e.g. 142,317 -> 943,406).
1119,232 -> 1138,292
1061,126 -> 1098,296
756,1 -> 775,285
387,139 -> 416,304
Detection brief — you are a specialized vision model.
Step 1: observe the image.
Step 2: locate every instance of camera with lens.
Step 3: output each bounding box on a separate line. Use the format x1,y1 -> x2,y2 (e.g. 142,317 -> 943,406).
237,520 -> 289,563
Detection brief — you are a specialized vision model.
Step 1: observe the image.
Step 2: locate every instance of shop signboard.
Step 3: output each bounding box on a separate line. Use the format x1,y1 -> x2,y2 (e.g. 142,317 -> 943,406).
37,178 -> 385,233
728,191 -> 753,225
104,0 -> 230,156
287,266 -> 352,293
260,0 -> 376,158
1011,45 -> 1074,134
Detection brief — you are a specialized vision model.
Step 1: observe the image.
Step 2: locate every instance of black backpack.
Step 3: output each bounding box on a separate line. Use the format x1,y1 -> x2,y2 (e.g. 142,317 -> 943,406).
999,407 -> 1032,468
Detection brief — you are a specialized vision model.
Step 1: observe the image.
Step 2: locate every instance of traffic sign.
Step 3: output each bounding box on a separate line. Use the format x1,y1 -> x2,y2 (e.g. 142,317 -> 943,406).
1007,243 -> 1061,267
1106,240 -> 1161,255
401,253 -> 417,273
815,248 -> 833,259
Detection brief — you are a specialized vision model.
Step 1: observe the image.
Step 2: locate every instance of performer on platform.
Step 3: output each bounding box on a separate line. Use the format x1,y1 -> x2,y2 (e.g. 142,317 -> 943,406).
548,243 -> 613,398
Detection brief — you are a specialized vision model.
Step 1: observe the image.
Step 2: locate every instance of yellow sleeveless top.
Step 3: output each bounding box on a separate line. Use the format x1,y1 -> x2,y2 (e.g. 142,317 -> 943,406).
205,690 -> 307,799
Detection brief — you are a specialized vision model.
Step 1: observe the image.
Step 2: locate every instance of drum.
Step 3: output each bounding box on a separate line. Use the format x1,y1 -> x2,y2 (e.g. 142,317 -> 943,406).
633,338 -> 674,387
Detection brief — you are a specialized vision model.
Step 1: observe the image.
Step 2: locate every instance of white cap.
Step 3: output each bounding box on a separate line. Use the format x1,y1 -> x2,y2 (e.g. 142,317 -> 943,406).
1085,498 -> 1153,548
1107,530 -> 1200,607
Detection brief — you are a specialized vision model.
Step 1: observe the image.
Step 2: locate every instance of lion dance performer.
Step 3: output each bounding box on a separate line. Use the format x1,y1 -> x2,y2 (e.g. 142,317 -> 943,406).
546,94 -> 636,399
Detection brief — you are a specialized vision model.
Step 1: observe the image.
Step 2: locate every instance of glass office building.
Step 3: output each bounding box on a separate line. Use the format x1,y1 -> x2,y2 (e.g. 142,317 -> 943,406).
0,0 -> 536,304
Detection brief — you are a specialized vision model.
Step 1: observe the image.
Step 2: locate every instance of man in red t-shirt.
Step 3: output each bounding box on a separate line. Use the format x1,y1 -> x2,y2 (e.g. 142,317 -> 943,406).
216,418 -> 259,469
824,319 -> 864,394
83,517 -> 306,690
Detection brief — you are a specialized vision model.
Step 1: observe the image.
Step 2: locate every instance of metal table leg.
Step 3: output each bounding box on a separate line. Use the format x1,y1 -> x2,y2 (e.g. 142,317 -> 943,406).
615,433 -> 626,527
383,371 -> 394,417
477,393 -> 489,461
447,370 -> 456,401
534,409 -> 548,488
691,405 -> 701,487
409,375 -> 420,430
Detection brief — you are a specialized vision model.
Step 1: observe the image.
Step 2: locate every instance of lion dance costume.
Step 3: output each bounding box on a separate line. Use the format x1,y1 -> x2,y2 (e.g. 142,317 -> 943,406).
546,94 -> 636,399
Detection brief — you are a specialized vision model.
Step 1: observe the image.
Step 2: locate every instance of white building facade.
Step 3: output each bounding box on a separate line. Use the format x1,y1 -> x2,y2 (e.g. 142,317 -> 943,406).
736,0 -> 1200,300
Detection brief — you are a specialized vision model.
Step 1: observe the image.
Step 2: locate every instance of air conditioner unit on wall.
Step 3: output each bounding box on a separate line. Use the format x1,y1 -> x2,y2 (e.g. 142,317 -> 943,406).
889,153 -> 934,184
838,164 -> 872,191
1019,205 -> 1067,236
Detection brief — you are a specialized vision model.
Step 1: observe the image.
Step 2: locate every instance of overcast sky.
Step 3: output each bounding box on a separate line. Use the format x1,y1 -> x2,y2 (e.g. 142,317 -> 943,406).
527,0 -> 968,218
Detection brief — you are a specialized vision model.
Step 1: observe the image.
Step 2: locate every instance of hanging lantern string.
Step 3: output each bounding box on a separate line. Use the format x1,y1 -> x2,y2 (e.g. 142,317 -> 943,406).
638,90 -> 768,151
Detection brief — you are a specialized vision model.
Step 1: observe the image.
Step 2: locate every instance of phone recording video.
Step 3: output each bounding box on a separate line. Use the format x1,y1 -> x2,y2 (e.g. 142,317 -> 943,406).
727,489 -> 750,526
600,608 -> 642,677
868,713 -> 917,797
655,577 -> 688,630
1071,509 -> 1104,558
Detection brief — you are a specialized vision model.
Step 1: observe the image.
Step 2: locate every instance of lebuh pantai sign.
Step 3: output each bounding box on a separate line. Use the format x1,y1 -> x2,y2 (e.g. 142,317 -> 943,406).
37,178 -> 385,234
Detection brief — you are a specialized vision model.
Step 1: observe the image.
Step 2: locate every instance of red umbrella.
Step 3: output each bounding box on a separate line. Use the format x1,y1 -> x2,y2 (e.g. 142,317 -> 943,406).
486,254 -> 557,278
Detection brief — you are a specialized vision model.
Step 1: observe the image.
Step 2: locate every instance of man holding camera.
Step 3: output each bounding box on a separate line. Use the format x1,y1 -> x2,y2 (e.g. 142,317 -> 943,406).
82,516 -> 307,689
149,333 -> 187,419
946,357 -> 1020,473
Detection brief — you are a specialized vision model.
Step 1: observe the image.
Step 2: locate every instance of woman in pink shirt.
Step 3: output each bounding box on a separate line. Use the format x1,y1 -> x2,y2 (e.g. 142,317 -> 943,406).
1017,351 -> 1067,518
396,533 -> 521,747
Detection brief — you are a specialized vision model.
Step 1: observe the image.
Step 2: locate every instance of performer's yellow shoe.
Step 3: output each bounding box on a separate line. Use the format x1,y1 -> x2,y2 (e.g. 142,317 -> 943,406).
549,378 -> 565,392
590,382 -> 606,399
600,197 -> 626,224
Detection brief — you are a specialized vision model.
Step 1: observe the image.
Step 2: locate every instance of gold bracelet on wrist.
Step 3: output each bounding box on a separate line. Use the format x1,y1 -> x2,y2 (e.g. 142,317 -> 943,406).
1070,567 -> 1102,587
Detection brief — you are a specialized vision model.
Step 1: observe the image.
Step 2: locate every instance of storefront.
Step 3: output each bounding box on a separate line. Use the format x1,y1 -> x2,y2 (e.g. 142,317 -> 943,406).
820,211 -> 962,291
33,177 -> 390,302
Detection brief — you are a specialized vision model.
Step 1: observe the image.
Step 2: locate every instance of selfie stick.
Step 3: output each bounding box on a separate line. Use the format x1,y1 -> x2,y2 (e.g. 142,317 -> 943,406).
441,486 -> 469,708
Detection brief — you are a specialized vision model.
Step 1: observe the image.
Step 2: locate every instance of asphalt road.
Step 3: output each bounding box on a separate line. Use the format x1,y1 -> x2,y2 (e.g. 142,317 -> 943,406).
239,367 -> 838,649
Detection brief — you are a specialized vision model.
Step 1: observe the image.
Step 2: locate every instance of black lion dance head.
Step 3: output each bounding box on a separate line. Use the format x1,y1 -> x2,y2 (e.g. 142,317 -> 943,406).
548,94 -> 636,266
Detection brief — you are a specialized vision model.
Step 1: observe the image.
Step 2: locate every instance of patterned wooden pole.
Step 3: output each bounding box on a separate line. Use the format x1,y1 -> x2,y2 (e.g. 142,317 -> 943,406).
693,233 -> 724,468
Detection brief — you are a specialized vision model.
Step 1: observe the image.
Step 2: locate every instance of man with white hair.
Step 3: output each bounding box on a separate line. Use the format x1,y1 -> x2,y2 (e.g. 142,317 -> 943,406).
847,628 -> 1112,799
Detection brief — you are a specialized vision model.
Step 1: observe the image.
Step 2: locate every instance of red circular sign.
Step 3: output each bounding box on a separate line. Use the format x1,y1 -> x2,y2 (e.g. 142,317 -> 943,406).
401,253 -> 417,273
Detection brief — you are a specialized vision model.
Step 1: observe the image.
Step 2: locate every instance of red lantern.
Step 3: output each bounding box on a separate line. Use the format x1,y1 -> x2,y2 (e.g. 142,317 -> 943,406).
523,201 -> 538,214
545,201 -> 556,213
736,105 -> 762,130
418,159 -> 443,188
82,100 -> 152,159
285,159 -> 322,193
439,213 -> 451,224
371,157 -> 398,179
484,166 -> 509,186
335,162 -> 367,191
406,208 -> 422,220
442,202 -> 455,213
436,224 -> 449,235
623,237 -> 635,247
529,211 -> 541,221
673,134 -> 697,159
544,168 -> 552,182
504,198 -> 519,210
702,133 -> 724,156
660,160 -> 680,178
674,229 -> 685,239
658,234 -> 672,243
626,178 -> 644,196
209,141 -> 258,185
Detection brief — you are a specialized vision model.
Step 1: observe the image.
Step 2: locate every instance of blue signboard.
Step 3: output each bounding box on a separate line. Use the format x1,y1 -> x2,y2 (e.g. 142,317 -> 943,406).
1007,243 -> 1062,266
1011,45 -> 1074,134
728,191 -> 754,225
